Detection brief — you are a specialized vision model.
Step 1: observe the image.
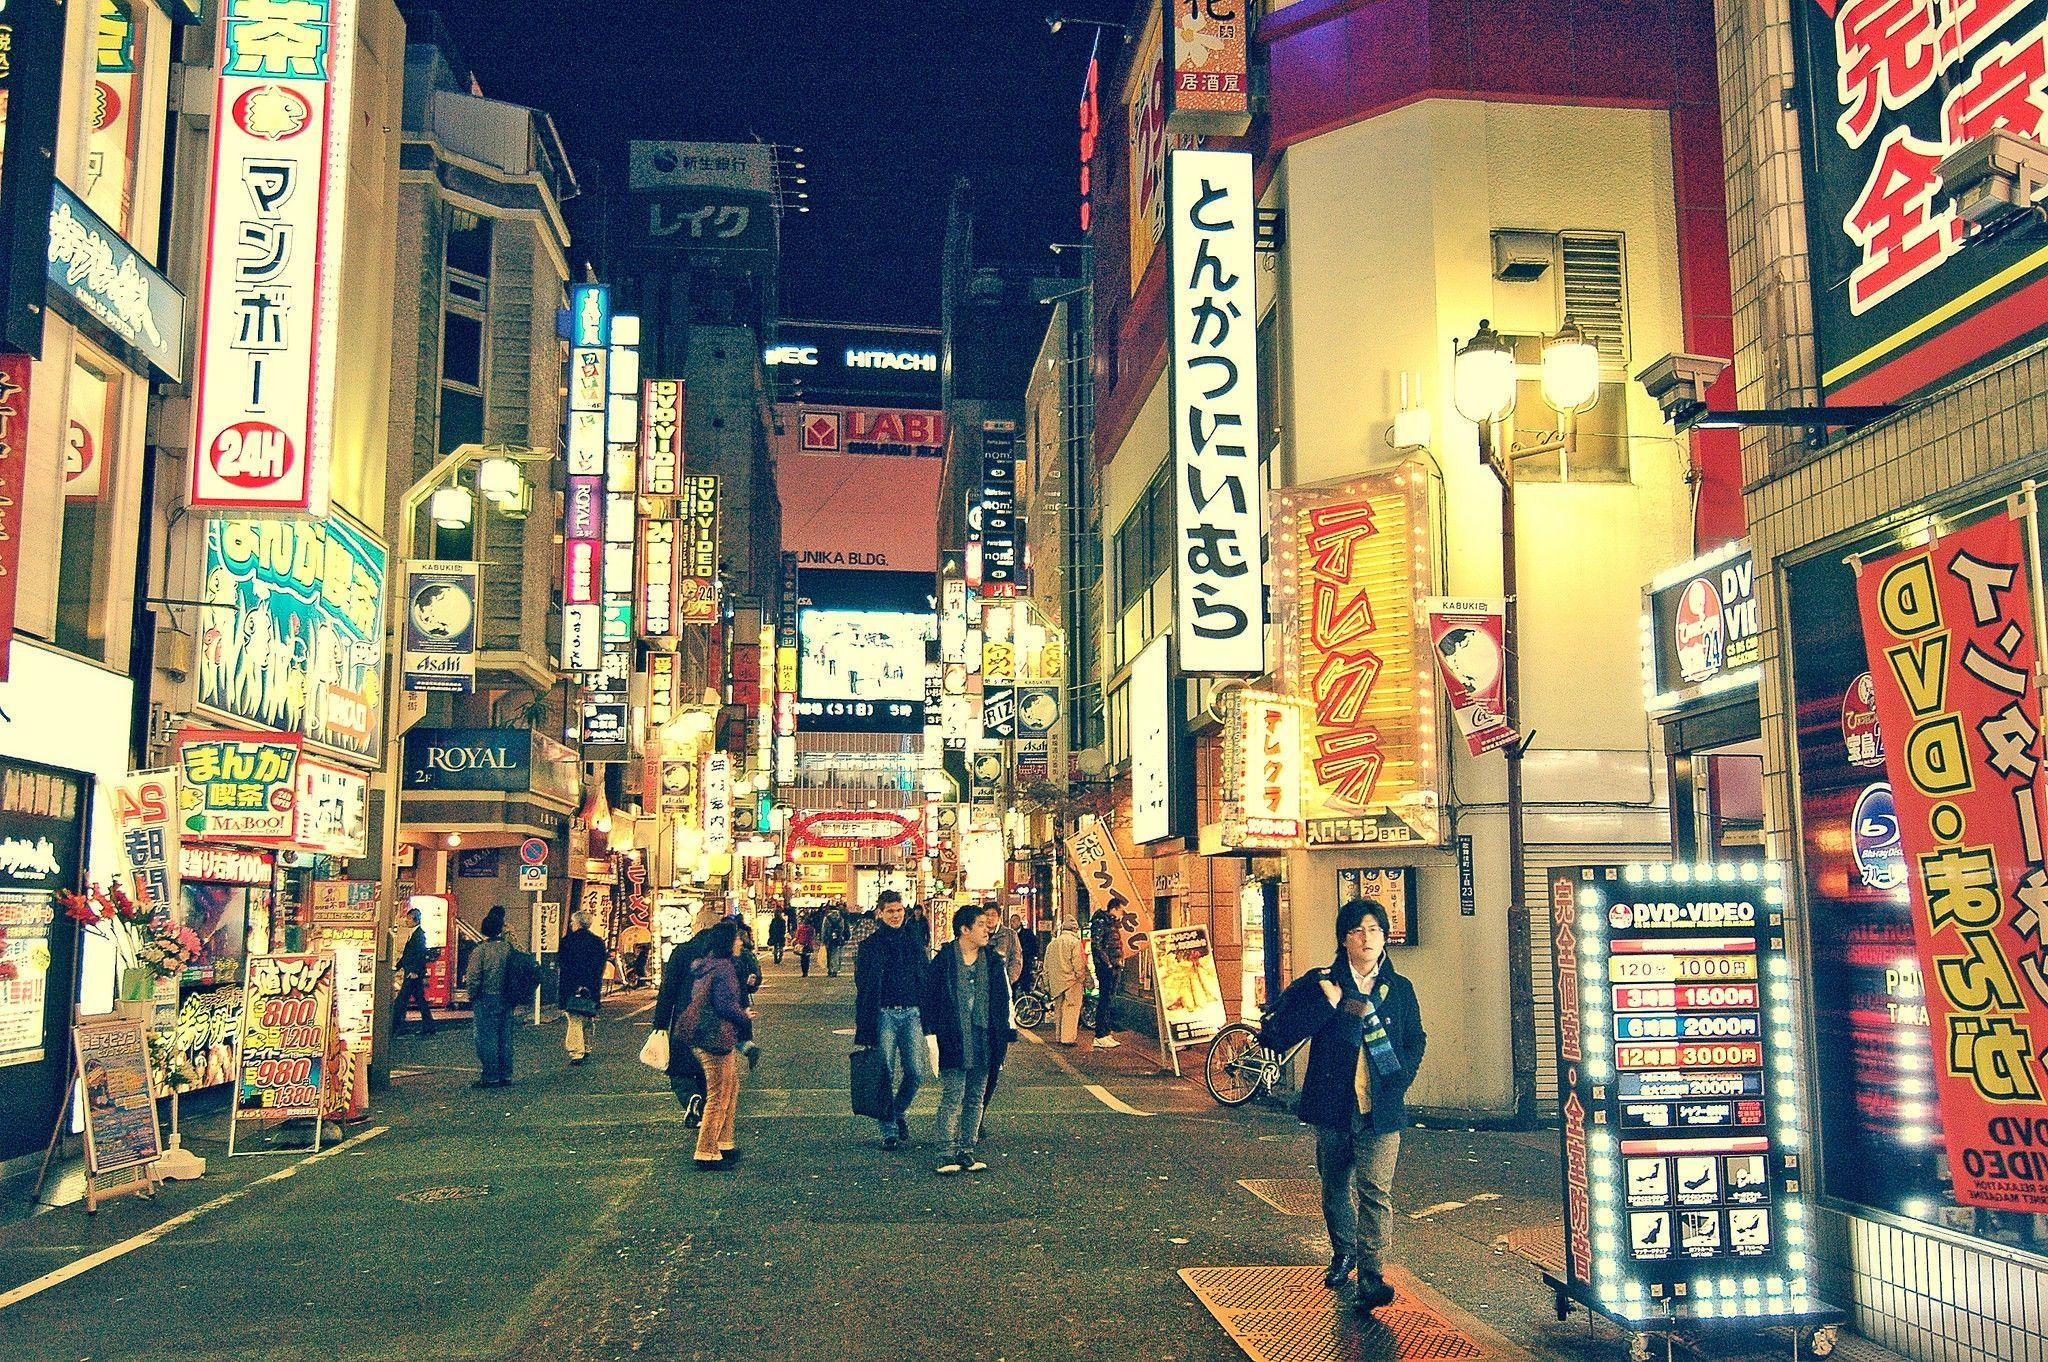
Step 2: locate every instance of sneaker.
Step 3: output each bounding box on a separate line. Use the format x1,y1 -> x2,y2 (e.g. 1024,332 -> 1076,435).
1092,1036 -> 1121,1049
934,1161 -> 964,1176
694,1158 -> 732,1172
683,1093 -> 705,1124
882,1134 -> 901,1150
965,1158 -> 989,1172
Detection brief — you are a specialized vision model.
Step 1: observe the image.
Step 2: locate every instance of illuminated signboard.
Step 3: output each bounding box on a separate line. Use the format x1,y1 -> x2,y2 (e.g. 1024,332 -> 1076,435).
1130,633 -> 1175,844
561,283 -> 608,670
1168,148 -> 1262,674
176,730 -> 303,843
639,520 -> 678,638
45,181 -> 185,381
1642,540 -> 1761,716
1272,468 -> 1440,846
980,423 -> 1019,595
1219,690 -> 1304,850
188,0 -> 359,515
1125,2 -> 1167,293
640,378 -> 682,496
1164,0 -> 1249,135
1078,39 -> 1100,231
401,560 -> 478,694
1790,0 -> 2048,405
1335,867 -> 1415,946
763,324 -> 943,405
1552,863 -> 1820,1325
1854,511 -> 2048,1213
795,569 -> 933,735
678,474 -> 719,624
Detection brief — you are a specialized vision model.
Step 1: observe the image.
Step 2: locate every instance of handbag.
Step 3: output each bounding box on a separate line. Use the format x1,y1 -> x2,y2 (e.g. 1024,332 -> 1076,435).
563,985 -> 599,1017
638,1028 -> 670,1071
850,1047 -> 894,1120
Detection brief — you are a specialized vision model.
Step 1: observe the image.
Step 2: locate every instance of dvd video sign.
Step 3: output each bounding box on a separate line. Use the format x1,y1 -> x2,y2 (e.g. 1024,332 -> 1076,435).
1551,863 -> 1820,1324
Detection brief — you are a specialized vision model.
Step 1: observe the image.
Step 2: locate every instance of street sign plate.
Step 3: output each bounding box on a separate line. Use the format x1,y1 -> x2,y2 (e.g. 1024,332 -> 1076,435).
520,864 -> 546,892
519,837 -> 548,866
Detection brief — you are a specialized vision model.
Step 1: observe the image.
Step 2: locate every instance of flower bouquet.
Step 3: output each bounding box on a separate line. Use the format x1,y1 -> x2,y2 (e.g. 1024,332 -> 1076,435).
57,880 -> 200,1006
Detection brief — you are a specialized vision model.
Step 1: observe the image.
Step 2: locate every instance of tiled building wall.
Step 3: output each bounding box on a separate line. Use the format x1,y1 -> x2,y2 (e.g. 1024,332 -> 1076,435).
1717,3 -> 2048,1357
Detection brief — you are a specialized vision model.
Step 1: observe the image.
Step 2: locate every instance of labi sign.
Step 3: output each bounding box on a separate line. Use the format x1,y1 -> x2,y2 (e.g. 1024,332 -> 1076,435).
403,729 -> 535,794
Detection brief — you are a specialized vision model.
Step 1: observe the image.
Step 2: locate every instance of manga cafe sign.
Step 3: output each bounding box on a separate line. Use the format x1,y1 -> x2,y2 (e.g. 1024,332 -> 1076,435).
176,731 -> 303,843
1855,510 -> 2048,1211
188,0 -> 360,515
1790,0 -> 2048,404
1273,469 -> 1441,846
199,517 -> 387,761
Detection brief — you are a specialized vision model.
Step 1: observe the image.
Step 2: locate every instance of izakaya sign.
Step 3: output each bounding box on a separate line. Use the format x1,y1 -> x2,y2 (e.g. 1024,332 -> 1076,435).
1273,469 -> 1441,846
1168,149 -> 1263,674
199,517 -> 387,761
1164,0 -> 1250,136
1856,510 -> 2048,1212
188,0 -> 360,515
1791,0 -> 2048,404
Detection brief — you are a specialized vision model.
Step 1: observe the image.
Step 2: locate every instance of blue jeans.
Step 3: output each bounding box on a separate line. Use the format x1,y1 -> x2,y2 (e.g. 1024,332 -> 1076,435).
875,1006 -> 927,1137
935,1064 -> 989,1161
473,994 -> 513,1083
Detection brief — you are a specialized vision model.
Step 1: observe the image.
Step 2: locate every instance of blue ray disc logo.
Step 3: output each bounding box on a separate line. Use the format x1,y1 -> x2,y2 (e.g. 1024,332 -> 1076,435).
1851,782 -> 1905,892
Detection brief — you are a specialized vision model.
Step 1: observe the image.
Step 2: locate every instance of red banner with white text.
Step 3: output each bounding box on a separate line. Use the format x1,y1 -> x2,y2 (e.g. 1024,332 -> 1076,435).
1857,511 -> 2048,1211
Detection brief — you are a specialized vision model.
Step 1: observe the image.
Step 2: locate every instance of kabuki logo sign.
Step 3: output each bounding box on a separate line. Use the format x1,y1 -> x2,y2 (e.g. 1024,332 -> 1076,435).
1790,0 -> 2048,404
1855,510 -> 2048,1211
1167,148 -> 1263,674
188,0 -> 359,516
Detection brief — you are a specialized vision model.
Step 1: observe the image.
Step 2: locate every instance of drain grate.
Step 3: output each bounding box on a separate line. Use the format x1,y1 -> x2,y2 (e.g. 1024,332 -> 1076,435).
1181,1266 -> 1519,1362
1238,1178 -> 1324,1216
1492,1223 -> 1565,1277
396,1184 -> 492,1204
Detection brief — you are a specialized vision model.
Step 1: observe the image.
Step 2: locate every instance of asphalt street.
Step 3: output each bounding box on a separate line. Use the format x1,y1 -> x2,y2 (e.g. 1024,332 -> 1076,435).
0,958 -> 1873,1362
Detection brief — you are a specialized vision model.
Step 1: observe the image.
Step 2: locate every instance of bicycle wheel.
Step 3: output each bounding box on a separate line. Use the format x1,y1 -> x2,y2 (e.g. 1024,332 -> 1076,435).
1080,997 -> 1097,1031
1015,991 -> 1047,1029
1204,1023 -> 1266,1106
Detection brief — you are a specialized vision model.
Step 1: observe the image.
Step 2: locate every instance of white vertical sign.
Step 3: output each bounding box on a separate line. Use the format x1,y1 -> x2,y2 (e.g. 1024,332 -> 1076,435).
188,0 -> 358,516
1129,633 -> 1174,843
1168,148 -> 1263,674
703,753 -> 732,856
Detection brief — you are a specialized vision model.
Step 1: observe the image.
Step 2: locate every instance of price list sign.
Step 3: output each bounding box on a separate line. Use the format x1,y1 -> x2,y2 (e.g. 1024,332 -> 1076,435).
1551,863 -> 1820,1325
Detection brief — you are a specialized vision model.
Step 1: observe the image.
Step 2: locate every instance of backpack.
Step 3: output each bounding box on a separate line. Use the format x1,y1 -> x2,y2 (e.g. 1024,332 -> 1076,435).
506,947 -> 541,999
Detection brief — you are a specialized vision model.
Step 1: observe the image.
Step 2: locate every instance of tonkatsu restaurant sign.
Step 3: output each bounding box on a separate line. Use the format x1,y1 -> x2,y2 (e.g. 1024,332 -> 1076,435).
188,0 -> 360,516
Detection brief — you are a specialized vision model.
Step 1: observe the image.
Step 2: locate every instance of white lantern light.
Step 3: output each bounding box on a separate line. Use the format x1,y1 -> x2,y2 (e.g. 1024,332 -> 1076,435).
478,456 -> 523,506
1452,319 -> 1517,425
429,485 -> 474,529
1541,315 -> 1602,416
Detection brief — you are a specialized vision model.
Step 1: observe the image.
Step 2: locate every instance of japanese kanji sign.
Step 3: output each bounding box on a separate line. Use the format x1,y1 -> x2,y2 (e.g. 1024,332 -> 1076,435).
679,474 -> 719,624
1168,148 -> 1264,675
0,357 -> 29,679
176,729 -> 303,843
562,283 -> 608,671
1856,509 -> 2048,1211
109,770 -> 181,915
1165,0 -> 1250,136
1273,469 -> 1441,846
1066,817 -> 1147,913
1220,690 -> 1305,850
1792,0 -> 2048,404
188,0 -> 359,515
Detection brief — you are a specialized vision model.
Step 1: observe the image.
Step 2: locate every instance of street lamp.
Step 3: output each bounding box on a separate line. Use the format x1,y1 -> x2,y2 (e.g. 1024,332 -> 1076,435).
428,485 -> 474,530
1451,316 -> 1600,1127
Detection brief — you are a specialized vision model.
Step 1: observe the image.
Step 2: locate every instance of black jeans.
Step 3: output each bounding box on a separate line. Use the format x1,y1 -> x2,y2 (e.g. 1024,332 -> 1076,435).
392,972 -> 435,1033
1094,965 -> 1119,1036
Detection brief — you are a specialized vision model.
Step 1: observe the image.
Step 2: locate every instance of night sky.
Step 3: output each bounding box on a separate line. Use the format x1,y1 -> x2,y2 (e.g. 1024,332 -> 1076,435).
422,0 -> 1125,326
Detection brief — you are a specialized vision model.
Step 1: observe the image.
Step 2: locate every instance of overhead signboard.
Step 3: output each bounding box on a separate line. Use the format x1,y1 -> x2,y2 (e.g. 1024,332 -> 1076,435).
1552,863 -> 1817,1325
795,568 -> 934,734
980,423 -> 1020,595
1790,0 -> 2048,404
626,187 -> 776,257
1273,469 -> 1441,846
1642,541 -> 1761,716
176,730 -> 303,843
199,516 -> 387,762
1164,0 -> 1250,135
764,323 -> 943,405
628,140 -> 777,194
188,0 -> 359,515
45,182 -> 186,380
1168,148 -> 1263,674
678,473 -> 719,624
402,561 -> 478,694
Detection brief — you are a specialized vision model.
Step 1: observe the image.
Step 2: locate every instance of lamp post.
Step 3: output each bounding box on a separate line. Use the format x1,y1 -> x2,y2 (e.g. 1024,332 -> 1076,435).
372,442 -> 553,1081
1451,317 -> 1601,1127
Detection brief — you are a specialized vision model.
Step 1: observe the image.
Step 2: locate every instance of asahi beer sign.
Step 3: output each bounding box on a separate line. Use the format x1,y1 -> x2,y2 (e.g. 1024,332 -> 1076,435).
188,0 -> 359,515
402,561 -> 477,694
1645,542 -> 1761,714
1167,148 -> 1263,674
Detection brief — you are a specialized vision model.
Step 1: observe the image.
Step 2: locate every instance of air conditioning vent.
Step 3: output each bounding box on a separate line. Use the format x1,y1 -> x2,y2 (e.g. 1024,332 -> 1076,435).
1561,231 -> 1629,369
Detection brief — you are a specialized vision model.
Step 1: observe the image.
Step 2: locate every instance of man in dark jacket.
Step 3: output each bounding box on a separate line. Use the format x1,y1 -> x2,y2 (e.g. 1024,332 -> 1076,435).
1262,897 -> 1427,1313
823,906 -> 851,976
391,907 -> 436,1036
854,890 -> 928,1148
1088,898 -> 1128,1048
556,910 -> 607,1065
919,902 -> 1012,1176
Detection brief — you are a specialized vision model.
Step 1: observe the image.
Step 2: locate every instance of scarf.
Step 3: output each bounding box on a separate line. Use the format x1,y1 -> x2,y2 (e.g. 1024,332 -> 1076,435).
1334,965 -> 1404,1081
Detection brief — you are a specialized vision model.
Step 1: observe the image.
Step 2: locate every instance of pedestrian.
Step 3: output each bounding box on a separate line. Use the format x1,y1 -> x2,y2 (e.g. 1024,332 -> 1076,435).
557,909 -> 606,1066
682,920 -> 753,1170
651,916 -> 724,1126
920,902 -> 1012,1176
1042,915 -> 1091,1045
823,904 -> 851,976
736,919 -> 764,1071
1261,897 -> 1427,1313
391,907 -> 437,1037
1089,897 -> 1128,1049
767,910 -> 787,964
794,917 -> 817,977
462,906 -> 515,1088
976,902 -> 1012,1131
909,902 -> 933,957
990,907 -> 1024,988
1014,913 -> 1040,993
853,889 -> 928,1149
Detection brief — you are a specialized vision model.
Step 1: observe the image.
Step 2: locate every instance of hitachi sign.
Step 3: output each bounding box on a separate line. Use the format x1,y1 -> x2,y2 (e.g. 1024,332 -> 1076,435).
844,348 -> 937,372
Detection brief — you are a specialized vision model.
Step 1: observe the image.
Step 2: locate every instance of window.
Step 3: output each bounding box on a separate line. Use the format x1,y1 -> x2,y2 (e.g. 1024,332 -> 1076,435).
1510,232 -> 1633,482
1112,460 -> 1174,668
57,348 -> 126,660
83,0 -> 144,238
440,213 -> 487,455
442,311 -> 483,389
445,210 -> 492,280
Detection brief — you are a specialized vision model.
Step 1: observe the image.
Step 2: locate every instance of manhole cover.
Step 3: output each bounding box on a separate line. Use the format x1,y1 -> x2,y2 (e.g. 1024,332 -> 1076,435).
1181,1266 -> 1519,1362
396,1184 -> 492,1204
1239,1178 -> 1323,1216
1493,1223 -> 1565,1277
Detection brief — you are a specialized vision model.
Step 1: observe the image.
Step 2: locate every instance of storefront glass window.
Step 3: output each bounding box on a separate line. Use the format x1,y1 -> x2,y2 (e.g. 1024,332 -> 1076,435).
57,348 -> 125,661
84,0 -> 144,238
1787,541 -> 2048,1254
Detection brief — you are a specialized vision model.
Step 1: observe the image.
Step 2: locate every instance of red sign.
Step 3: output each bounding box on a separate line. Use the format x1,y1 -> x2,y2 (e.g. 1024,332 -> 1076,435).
1425,598 -> 1516,756
1078,46 -> 1100,231
790,810 -> 923,854
1857,511 -> 2048,1212
0,357 -> 27,679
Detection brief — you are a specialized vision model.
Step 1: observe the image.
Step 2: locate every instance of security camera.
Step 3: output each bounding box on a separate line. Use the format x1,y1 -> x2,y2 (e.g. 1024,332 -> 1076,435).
1938,130 -> 2048,232
1635,352 -> 1729,431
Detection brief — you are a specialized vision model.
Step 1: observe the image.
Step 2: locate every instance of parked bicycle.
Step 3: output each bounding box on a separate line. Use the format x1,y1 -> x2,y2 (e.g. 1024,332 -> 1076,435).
1013,980 -> 1096,1032
1203,1018 -> 1307,1106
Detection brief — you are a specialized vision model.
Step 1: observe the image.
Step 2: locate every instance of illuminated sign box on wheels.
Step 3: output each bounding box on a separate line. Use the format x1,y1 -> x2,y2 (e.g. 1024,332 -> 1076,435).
1547,863 -> 1842,1357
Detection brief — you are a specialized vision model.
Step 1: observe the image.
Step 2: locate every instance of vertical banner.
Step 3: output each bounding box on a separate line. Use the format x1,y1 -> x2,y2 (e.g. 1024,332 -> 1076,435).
1164,0 -> 1250,135
0,356 -> 30,677
402,561 -> 478,693
980,422 -> 1019,595
1129,633 -> 1176,844
562,284 -> 609,671
1424,598 -> 1516,756
703,753 -> 732,857
678,474 -> 720,624
1167,148 -> 1263,674
1220,690 -> 1305,849
232,955 -> 333,1151
1856,509 -> 2048,1212
188,0 -> 359,515
1066,817 -> 1146,911
640,378 -> 682,496
109,770 -> 182,915
306,881 -> 376,1122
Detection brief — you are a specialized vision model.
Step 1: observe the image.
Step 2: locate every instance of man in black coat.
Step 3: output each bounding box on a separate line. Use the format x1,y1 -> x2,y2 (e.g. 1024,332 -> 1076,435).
391,907 -> 436,1036
854,890 -> 928,1148
1262,898 -> 1427,1313
556,910 -> 607,1065
919,902 -> 1013,1176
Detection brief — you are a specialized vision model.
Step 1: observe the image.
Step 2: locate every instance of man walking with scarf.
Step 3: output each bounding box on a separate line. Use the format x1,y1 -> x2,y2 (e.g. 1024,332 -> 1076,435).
1261,898 -> 1427,1314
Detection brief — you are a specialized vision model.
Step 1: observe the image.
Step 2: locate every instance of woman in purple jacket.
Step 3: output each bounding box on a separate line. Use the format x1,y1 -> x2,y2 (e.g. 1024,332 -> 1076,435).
682,921 -> 753,1169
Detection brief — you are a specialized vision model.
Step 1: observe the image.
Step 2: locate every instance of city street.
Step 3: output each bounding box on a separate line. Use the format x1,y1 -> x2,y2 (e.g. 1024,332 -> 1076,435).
0,959 -> 1613,1362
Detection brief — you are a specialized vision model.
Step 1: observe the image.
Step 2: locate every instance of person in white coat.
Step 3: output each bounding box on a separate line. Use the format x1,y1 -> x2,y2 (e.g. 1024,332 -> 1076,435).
1042,917 -> 1093,1046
